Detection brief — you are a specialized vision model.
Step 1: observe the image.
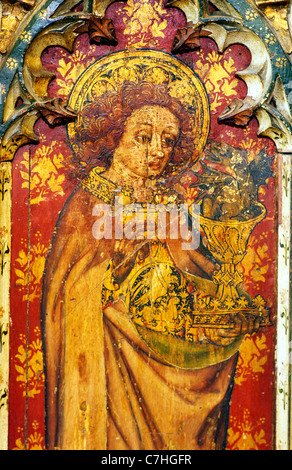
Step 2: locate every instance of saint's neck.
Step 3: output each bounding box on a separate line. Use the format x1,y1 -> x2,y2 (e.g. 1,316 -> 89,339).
103,160 -> 158,203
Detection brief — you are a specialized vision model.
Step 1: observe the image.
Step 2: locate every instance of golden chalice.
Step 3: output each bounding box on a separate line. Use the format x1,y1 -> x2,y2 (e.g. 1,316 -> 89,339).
195,202 -> 266,302
189,202 -> 271,329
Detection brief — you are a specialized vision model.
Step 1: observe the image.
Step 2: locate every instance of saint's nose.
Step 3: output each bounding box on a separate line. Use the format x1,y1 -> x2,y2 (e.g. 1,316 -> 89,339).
149,133 -> 164,158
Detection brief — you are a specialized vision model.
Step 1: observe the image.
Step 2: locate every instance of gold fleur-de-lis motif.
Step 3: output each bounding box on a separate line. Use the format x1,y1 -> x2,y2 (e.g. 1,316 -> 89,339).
14,327 -> 45,398
227,409 -> 267,450
14,232 -> 48,302
12,420 -> 45,450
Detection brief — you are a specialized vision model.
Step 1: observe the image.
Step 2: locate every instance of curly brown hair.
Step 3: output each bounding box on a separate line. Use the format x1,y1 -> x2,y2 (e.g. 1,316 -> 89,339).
71,81 -> 197,180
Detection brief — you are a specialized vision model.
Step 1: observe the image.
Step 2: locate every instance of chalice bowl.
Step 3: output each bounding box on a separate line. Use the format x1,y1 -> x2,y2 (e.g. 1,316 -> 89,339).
188,201 -> 272,330
190,202 -> 267,303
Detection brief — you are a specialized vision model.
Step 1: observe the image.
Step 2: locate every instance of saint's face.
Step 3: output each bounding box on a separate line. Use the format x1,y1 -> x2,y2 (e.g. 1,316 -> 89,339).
113,105 -> 180,179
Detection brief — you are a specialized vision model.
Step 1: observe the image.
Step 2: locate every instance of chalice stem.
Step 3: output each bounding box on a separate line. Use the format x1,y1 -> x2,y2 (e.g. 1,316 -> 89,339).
215,263 -> 241,303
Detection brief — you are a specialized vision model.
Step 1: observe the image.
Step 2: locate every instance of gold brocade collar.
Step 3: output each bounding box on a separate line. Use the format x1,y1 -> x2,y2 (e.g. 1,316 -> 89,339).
80,166 -> 182,206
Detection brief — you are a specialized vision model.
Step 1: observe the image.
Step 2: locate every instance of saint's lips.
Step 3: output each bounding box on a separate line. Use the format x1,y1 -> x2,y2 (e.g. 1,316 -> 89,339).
148,160 -> 162,170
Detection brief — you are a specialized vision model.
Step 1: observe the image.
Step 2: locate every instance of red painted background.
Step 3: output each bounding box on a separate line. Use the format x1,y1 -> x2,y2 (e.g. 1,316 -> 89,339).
8,2 -> 276,449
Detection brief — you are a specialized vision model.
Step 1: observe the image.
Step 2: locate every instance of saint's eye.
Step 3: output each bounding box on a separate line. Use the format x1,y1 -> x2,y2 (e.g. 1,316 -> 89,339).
136,132 -> 152,144
161,135 -> 176,147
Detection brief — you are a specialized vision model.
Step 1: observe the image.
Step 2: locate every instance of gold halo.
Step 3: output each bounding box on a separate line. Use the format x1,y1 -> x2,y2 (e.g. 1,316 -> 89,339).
67,49 -> 210,169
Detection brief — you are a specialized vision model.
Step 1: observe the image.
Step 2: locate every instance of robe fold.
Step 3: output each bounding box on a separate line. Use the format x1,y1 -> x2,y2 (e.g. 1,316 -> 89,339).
41,184 -> 238,450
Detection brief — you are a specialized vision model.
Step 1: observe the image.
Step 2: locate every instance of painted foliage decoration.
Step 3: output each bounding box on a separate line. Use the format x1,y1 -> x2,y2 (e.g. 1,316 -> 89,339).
0,0 -> 291,451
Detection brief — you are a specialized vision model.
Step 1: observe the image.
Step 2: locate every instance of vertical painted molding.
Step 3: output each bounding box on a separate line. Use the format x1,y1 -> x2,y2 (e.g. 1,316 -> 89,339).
276,153 -> 291,449
0,161 -> 11,450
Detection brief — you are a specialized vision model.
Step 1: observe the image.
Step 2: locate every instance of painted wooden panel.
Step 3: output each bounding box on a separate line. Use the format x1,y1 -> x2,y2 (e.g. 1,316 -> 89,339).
0,0 -> 291,451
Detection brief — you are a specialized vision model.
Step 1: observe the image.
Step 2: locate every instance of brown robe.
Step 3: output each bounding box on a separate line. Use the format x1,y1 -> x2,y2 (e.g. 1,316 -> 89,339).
41,185 -> 238,450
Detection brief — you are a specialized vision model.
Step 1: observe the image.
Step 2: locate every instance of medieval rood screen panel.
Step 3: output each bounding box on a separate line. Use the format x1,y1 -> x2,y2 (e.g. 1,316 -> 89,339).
0,0 -> 291,451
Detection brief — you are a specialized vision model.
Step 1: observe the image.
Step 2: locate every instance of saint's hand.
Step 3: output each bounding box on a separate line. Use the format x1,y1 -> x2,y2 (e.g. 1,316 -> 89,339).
206,313 -> 261,345
112,237 -> 147,285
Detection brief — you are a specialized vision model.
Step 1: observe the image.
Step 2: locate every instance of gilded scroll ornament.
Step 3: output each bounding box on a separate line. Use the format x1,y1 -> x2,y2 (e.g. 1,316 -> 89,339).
0,2 -> 28,55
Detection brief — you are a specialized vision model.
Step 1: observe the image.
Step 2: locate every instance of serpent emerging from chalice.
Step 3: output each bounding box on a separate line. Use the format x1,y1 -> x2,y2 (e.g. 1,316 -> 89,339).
189,141 -> 273,329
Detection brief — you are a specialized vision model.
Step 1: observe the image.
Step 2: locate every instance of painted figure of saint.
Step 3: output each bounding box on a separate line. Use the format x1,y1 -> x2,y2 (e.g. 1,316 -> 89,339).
41,51 -> 260,450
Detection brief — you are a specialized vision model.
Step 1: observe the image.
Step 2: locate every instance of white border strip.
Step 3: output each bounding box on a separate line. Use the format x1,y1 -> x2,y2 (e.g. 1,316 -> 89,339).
0,161 -> 11,450
276,153 -> 291,450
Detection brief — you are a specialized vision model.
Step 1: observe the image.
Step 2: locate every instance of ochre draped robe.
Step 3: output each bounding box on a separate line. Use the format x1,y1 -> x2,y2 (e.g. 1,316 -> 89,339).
41,184 -> 238,450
